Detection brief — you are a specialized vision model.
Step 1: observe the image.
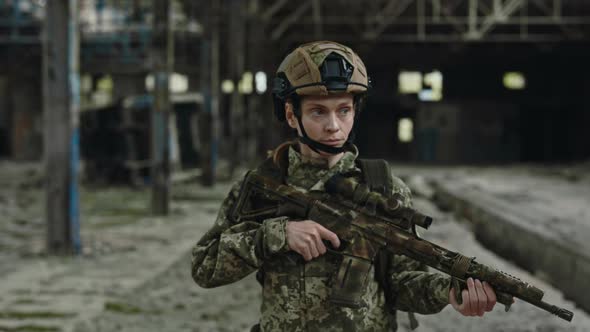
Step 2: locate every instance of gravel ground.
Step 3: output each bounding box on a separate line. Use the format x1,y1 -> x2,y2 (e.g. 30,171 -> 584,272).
1,161 -> 589,331
412,197 -> 589,332
76,195 -> 590,332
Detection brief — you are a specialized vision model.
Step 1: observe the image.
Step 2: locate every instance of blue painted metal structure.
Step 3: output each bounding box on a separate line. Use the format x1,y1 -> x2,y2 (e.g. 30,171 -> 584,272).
82,0 -> 153,67
68,0 -> 81,254
0,0 -> 153,65
82,27 -> 151,66
0,0 -> 42,43
1,0 -> 203,76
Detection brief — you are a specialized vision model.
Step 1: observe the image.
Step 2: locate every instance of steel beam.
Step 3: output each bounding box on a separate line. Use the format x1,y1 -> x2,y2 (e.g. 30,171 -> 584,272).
363,0 -> 413,40
282,32 -> 579,43
271,0 -> 312,40
266,14 -> 590,25
432,0 -> 441,22
439,1 -> 467,34
478,1 -> 493,16
312,0 -> 323,39
260,0 -> 588,43
553,0 -> 561,19
261,0 -> 288,22
532,0 -> 580,39
468,0 -> 478,37
478,0 -> 524,38
521,0 -> 528,39
418,0 -> 425,40
494,0 -> 503,19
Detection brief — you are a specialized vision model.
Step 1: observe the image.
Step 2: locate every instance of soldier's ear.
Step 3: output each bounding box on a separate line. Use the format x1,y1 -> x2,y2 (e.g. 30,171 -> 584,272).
285,102 -> 298,129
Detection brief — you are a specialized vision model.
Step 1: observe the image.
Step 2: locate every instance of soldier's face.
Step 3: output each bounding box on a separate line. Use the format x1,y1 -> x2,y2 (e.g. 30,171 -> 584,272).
285,94 -> 355,157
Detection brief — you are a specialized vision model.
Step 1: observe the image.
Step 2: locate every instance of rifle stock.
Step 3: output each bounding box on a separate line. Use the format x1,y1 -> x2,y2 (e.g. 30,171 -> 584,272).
232,171 -> 574,322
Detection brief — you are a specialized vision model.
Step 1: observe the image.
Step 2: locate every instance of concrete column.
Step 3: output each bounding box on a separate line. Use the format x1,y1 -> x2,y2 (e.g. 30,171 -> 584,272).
199,1 -> 221,187
249,11 -> 283,155
228,0 -> 246,177
43,0 -> 81,254
246,0 -> 262,165
199,40 -> 213,185
150,0 -> 173,215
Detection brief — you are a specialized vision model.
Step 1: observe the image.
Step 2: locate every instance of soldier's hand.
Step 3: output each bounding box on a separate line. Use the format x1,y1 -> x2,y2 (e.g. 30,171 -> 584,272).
285,220 -> 340,261
450,278 -> 497,317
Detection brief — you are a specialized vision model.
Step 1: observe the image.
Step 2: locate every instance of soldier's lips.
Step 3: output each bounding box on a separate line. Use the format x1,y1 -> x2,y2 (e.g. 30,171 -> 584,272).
320,140 -> 344,146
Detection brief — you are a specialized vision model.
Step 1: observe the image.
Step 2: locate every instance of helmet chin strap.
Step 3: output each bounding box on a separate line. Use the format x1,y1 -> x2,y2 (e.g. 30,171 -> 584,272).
294,114 -> 355,155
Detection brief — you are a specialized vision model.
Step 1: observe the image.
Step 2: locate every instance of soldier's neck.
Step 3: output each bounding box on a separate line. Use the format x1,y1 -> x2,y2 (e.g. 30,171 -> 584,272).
298,143 -> 344,168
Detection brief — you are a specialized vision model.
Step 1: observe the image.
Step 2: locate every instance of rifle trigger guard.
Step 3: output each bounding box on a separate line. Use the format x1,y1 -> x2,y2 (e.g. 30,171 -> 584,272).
323,239 -> 348,254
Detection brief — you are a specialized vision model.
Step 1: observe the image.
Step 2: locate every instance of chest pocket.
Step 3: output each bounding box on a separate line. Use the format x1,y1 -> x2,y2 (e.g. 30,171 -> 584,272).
304,254 -> 340,277
262,250 -> 340,276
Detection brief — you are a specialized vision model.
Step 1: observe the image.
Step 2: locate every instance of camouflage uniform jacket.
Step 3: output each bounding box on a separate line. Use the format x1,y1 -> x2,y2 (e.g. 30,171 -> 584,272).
192,143 -> 451,331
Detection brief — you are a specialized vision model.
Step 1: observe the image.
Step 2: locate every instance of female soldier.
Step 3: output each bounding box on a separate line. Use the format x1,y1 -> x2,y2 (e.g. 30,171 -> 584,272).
192,41 -> 496,331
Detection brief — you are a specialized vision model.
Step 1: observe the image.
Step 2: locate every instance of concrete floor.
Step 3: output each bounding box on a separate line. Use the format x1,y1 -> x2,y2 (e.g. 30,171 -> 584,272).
0,161 -> 589,331
395,162 -> 590,317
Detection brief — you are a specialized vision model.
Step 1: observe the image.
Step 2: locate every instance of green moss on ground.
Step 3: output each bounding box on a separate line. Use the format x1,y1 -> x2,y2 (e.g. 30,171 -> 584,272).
0,311 -> 74,319
103,301 -> 163,316
104,301 -> 143,314
0,325 -> 60,332
10,299 -> 36,305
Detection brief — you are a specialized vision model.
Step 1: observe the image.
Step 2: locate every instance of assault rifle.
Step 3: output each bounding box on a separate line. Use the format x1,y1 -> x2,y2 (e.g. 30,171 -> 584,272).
231,171 -> 574,322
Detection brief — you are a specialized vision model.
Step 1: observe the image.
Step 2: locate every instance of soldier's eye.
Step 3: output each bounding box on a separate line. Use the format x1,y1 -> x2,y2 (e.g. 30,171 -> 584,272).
311,109 -> 326,117
339,108 -> 351,116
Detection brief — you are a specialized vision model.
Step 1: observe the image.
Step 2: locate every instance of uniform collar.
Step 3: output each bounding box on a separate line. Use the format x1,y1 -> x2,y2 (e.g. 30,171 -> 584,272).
286,144 -> 359,191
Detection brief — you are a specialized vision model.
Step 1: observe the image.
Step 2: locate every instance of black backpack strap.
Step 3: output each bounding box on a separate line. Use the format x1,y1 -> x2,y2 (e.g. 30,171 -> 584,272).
357,159 -> 392,195
357,158 -> 419,330
358,159 -> 396,306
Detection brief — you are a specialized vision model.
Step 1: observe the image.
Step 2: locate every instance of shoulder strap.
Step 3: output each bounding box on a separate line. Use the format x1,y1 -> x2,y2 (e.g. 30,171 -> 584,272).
358,158 -> 420,330
255,153 -> 287,183
252,156 -> 287,287
357,159 -> 393,196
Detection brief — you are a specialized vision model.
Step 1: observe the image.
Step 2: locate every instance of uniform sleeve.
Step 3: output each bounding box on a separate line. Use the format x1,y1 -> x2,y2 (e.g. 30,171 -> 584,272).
191,178 -> 290,288
388,255 -> 451,314
386,176 -> 451,314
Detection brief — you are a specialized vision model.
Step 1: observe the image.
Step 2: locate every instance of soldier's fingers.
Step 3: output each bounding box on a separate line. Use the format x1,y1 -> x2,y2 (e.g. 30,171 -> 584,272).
299,245 -> 312,261
315,236 -> 327,255
461,289 -> 471,316
474,279 -> 487,316
307,238 -> 320,259
467,278 -> 478,316
482,281 -> 497,311
317,225 -> 340,249
449,288 -> 461,310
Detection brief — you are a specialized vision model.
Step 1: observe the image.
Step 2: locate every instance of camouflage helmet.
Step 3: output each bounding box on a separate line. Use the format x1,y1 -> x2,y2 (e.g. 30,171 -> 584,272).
271,41 -> 371,155
272,41 -> 371,121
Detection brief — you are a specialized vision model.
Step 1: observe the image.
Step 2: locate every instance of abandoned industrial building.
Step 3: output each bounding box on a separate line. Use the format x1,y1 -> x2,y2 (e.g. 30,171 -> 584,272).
0,1 -> 589,331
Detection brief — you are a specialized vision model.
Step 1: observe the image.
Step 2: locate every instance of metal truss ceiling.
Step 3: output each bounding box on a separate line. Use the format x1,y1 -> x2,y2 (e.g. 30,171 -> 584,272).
258,0 -> 590,43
